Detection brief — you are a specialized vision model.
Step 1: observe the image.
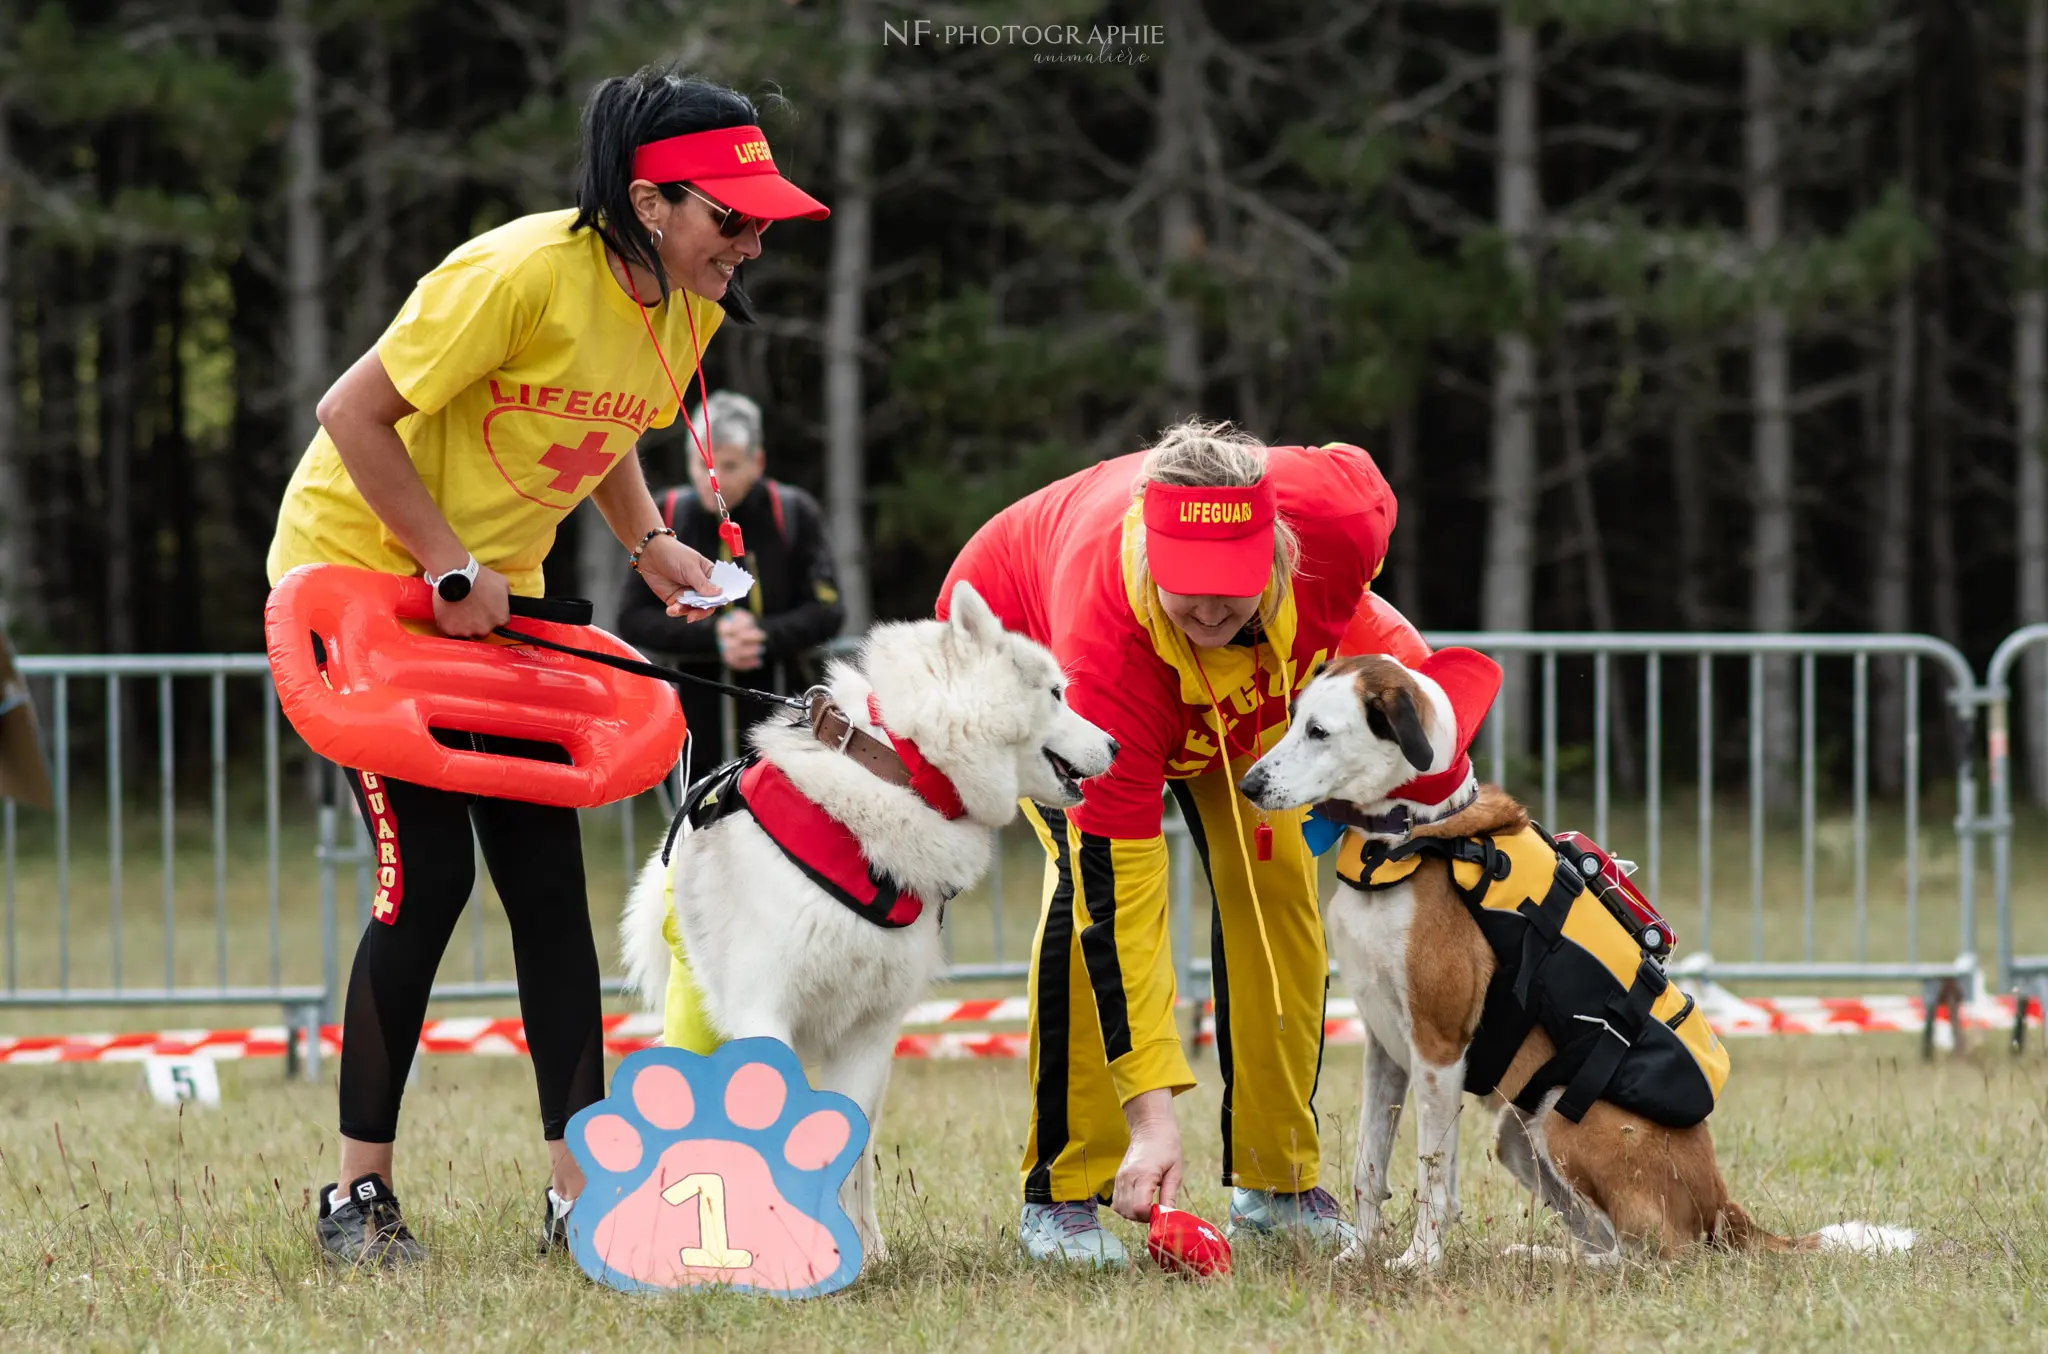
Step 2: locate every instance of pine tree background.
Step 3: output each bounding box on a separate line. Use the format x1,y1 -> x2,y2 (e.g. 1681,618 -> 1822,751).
3,0 -> 2045,787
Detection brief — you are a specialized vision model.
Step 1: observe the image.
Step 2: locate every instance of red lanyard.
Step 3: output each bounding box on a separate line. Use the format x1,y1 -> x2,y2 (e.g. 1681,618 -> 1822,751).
621,259 -> 745,559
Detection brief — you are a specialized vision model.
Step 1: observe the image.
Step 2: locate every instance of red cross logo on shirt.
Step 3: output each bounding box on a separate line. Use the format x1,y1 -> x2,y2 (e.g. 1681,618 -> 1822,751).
538,430 -> 615,493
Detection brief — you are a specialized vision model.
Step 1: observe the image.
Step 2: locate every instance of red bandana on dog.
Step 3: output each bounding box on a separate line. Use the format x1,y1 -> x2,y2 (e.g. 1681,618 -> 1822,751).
867,694 -> 967,821
1386,648 -> 1503,806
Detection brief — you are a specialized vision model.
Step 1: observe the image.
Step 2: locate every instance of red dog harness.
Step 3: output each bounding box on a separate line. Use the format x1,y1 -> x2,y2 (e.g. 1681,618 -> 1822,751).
679,754 -> 939,928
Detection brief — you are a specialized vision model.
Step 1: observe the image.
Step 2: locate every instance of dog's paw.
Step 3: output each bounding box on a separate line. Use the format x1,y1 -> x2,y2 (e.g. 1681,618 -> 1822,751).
1385,1240 -> 1444,1272
1501,1243 -> 1575,1263
564,1039 -> 868,1297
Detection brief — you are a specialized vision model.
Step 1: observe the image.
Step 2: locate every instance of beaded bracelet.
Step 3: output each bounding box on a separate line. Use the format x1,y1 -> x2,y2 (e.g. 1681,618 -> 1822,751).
629,526 -> 677,572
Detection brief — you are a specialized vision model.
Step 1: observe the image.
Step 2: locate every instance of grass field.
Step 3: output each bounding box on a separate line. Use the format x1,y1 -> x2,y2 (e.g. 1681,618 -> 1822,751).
5,788 -> 2048,1349
2,1035 -> 2045,1352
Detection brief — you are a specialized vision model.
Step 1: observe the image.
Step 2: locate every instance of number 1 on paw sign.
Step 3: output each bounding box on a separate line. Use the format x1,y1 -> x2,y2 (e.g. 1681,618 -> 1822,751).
660,1174 -> 753,1269
564,1039 -> 869,1298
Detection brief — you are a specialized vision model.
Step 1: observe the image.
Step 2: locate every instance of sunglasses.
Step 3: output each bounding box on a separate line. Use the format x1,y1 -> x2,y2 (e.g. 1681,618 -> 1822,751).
681,183 -> 772,238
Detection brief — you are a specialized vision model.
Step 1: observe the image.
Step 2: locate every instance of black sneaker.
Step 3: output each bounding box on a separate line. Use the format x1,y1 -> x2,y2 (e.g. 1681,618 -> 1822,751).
317,1173 -> 427,1269
538,1187 -> 574,1257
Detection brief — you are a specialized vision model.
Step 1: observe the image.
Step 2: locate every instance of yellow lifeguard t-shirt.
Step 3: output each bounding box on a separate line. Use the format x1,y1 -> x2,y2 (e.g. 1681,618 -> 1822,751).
266,209 -> 725,596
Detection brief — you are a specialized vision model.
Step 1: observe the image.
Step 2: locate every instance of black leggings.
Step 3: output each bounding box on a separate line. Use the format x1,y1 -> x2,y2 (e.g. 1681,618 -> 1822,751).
340,761 -> 604,1143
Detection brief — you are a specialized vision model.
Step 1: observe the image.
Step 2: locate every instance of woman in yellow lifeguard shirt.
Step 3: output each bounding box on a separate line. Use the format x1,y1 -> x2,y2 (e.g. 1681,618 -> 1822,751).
267,66 -> 829,1269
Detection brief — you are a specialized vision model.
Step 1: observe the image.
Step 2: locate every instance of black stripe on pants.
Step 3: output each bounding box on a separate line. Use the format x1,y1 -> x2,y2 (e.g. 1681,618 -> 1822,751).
1076,833 -> 1133,1062
1167,781 -> 1236,1187
1024,806 -> 1076,1204
1308,973 -> 1330,1139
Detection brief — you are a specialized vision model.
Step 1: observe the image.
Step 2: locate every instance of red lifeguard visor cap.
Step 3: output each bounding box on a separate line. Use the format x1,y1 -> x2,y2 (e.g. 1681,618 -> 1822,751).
631,125 -> 830,222
1142,478 -> 1277,598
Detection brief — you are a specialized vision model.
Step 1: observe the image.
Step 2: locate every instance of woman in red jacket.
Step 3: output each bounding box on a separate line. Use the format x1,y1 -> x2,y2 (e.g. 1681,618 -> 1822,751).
939,420 -> 1427,1267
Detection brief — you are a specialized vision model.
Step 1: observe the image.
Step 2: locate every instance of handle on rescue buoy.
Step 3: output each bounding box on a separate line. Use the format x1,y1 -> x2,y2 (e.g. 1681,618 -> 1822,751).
387,589 -> 592,629
265,564 -> 687,809
505,595 -> 594,627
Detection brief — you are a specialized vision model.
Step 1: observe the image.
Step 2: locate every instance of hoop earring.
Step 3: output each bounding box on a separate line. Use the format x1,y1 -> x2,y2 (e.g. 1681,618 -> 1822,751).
651,227 -> 664,249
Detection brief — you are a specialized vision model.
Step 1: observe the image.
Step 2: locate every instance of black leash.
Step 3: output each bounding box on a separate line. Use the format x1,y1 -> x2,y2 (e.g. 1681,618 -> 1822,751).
488,595 -> 808,710
493,624 -> 809,709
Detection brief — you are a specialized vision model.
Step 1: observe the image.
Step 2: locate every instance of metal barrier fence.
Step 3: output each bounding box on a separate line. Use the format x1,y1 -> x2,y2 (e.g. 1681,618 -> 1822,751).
1985,624 -> 2048,1041
1,655 -> 328,1070
4,628 -> 2038,1078
1161,633 -> 1990,1029
1429,633 -> 1986,1003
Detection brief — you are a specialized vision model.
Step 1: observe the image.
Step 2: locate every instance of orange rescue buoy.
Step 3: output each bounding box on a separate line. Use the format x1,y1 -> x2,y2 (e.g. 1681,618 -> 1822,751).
266,563 -> 685,807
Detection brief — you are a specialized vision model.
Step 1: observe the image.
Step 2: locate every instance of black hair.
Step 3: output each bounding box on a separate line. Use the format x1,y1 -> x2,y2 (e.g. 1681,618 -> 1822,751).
572,64 -> 761,324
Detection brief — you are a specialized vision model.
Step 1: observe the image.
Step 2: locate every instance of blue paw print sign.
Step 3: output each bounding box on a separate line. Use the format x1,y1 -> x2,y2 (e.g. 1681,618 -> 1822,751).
564,1039 -> 868,1297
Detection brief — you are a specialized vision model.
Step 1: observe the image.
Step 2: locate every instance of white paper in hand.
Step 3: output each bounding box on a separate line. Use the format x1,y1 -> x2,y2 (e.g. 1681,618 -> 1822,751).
676,559 -> 754,610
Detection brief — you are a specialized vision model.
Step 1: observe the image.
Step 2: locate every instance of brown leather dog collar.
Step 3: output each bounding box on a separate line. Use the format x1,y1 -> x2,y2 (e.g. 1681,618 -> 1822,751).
807,689 -> 913,788
1316,779 -> 1479,837
805,688 -> 969,820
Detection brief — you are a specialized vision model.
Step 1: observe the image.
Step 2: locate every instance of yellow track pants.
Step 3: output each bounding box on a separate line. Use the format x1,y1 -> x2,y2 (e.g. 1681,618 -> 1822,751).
1018,760 -> 1330,1203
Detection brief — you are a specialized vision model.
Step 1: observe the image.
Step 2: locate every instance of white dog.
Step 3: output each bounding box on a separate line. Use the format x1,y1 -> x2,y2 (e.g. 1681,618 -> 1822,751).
621,581 -> 1116,1263
1240,652 -> 1913,1267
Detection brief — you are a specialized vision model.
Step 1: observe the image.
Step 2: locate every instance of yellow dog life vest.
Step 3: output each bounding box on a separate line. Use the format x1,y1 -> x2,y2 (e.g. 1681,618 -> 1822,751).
1337,825 -> 1729,1128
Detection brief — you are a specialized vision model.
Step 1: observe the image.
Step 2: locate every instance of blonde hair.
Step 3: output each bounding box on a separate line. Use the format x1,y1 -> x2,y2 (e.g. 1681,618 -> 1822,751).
1128,419 -> 1300,626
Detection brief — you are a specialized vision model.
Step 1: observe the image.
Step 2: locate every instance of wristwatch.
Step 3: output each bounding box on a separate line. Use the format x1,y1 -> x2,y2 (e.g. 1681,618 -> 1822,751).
424,554 -> 480,602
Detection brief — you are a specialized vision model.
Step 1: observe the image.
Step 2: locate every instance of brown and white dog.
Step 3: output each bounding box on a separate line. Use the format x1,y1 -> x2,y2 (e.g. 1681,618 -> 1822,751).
1239,651 -> 1914,1268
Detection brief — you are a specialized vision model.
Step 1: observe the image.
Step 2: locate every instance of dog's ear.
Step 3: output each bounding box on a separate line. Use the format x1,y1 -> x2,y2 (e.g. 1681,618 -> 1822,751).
1365,684 -> 1435,772
946,580 -> 1003,645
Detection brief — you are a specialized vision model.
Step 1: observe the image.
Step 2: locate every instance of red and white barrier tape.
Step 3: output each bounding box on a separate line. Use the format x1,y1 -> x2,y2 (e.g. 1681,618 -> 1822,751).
904,996 -> 1031,1026
1687,992 -> 2025,1037
0,1028 -> 320,1064
1220,993 -> 2036,1044
2,994 -> 2037,1066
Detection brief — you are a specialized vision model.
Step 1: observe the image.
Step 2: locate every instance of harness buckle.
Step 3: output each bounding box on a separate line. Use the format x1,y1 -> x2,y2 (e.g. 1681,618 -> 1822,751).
1363,804 -> 1412,836
803,685 -> 862,755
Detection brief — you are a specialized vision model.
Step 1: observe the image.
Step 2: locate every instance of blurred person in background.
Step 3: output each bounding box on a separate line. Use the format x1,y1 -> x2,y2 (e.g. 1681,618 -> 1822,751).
0,624 -> 54,811
616,390 -> 845,765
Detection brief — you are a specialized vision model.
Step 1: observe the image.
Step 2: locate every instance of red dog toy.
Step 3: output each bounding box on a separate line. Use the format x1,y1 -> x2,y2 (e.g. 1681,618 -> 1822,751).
1146,1204 -> 1232,1279
266,563 -> 685,808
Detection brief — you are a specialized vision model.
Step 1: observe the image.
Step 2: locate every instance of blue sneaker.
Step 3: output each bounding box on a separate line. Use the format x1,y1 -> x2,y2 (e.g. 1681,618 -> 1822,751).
1226,1185 -> 1358,1249
1018,1200 -> 1129,1269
